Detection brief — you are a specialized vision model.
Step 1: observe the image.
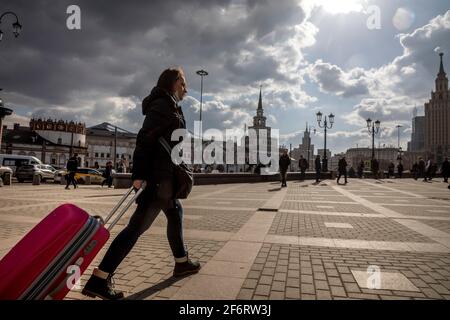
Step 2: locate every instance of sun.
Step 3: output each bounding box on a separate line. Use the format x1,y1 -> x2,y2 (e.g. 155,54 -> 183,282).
315,0 -> 365,15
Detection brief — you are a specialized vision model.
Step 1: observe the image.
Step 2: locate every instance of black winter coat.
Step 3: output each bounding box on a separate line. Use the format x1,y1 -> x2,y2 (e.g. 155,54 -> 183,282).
315,158 -> 321,171
279,155 -> 291,172
338,159 -> 347,174
131,87 -> 186,183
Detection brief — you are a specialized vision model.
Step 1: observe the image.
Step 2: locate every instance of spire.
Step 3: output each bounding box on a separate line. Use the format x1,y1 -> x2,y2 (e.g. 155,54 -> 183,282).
257,85 -> 263,111
439,53 -> 446,75
305,122 -> 308,133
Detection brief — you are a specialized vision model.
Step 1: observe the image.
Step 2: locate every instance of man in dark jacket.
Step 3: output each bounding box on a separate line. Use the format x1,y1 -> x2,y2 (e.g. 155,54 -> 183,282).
83,68 -> 200,300
441,157 -> 449,183
65,153 -> 78,189
315,155 -> 321,183
357,160 -> 364,179
418,157 -> 426,181
397,162 -> 404,179
387,161 -> 395,179
337,156 -> 348,184
411,162 -> 418,180
101,161 -> 113,188
299,155 -> 308,181
279,150 -> 291,187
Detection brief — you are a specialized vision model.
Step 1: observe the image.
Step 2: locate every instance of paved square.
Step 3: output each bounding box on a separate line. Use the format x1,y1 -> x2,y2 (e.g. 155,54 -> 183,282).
1,178 -> 450,300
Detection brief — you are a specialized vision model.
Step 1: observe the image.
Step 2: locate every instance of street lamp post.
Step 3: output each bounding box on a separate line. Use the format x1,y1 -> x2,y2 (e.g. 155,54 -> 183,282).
396,124 -> 402,150
316,112 -> 334,172
196,70 -> 208,148
0,11 -> 22,41
366,118 -> 381,160
196,69 -> 208,124
306,124 -> 316,171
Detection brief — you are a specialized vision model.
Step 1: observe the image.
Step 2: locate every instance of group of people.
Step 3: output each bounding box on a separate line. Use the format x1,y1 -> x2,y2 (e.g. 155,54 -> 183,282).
411,157 -> 449,183
278,153 -> 450,188
278,152 -> 333,186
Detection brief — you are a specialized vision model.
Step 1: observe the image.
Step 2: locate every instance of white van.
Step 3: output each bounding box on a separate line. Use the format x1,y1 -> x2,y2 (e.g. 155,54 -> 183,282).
0,154 -> 43,176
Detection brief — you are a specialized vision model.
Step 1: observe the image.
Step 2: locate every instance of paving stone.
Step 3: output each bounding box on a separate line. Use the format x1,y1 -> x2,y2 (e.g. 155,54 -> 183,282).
255,284 -> 271,296
269,291 -> 285,300
237,288 -> 254,300
271,281 -> 286,292
330,286 -> 347,297
285,287 -> 300,299
301,283 -> 315,295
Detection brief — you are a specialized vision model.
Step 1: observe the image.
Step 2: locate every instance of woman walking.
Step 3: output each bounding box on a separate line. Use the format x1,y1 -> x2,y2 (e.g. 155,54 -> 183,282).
82,67 -> 200,300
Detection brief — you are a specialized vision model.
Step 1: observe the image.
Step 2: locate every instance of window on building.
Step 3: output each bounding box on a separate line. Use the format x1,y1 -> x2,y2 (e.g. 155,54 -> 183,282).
106,153 -> 110,158
101,153 -> 104,158
57,138 -> 62,144
95,153 -> 99,158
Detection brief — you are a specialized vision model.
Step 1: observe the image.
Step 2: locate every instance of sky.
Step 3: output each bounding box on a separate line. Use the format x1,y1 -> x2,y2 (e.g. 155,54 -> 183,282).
1,0 -> 449,154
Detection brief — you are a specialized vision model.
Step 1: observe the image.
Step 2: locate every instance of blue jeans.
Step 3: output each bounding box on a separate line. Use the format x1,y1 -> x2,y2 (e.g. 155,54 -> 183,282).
98,179 -> 186,274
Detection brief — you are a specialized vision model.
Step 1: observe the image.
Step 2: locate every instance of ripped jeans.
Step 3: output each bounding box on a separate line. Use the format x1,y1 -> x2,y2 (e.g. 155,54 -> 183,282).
98,179 -> 186,274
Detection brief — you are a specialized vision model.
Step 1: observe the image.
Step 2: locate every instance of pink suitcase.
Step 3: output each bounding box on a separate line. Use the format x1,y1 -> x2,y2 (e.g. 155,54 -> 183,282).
0,185 -> 145,300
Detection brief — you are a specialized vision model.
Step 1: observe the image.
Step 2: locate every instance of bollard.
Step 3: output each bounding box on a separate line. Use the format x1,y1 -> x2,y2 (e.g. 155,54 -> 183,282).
84,175 -> 91,185
60,174 -> 67,185
3,172 -> 12,186
33,173 -> 41,185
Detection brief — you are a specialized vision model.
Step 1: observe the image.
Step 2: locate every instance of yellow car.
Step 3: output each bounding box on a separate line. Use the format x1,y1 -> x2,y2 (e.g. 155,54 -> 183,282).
54,168 -> 104,184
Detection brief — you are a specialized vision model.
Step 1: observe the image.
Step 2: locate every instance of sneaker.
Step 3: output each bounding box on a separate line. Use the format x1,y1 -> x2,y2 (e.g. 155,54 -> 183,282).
81,272 -> 124,300
173,256 -> 201,277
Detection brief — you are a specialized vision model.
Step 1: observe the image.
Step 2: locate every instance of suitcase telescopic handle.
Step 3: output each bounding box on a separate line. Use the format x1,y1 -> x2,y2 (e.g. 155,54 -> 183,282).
103,181 -> 147,231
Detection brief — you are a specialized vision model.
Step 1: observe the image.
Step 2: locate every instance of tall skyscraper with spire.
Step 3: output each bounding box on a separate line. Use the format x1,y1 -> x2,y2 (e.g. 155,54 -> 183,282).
425,52 -> 450,162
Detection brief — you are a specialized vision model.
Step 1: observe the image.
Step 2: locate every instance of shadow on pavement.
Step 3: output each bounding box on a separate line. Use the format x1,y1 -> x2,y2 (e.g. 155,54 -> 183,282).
124,275 -> 190,300
268,187 -> 282,192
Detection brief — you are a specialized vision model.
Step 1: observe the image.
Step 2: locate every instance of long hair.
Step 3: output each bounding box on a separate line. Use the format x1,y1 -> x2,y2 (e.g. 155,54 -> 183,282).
156,67 -> 184,93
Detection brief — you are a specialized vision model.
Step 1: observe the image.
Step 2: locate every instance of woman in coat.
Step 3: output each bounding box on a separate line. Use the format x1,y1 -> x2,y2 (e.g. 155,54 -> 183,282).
82,68 -> 200,300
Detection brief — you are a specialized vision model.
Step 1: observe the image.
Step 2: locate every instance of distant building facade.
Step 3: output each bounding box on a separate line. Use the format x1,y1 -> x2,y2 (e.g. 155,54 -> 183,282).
1,119 -> 87,167
407,110 -> 425,152
85,123 -> 137,170
424,53 -> 450,163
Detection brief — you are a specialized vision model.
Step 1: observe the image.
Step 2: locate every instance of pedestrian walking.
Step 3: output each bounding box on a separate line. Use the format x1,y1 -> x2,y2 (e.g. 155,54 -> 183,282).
397,162 -> 404,179
418,157 -> 426,181
65,153 -> 78,190
387,161 -> 395,179
101,161 -> 113,188
315,155 -> 321,183
82,67 -> 200,300
357,160 -> 364,179
441,157 -> 450,183
337,156 -> 348,184
411,162 -> 418,180
279,150 -> 291,187
299,155 -> 308,181
425,158 -> 433,181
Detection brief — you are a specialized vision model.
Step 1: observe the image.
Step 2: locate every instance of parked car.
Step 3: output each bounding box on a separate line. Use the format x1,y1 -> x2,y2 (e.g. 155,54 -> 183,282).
0,154 -> 42,176
0,166 -> 13,182
54,168 -> 104,184
16,164 -> 56,183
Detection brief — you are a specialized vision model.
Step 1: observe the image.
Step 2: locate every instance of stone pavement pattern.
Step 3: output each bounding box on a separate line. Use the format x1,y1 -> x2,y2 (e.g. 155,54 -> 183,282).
0,178 -> 450,300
